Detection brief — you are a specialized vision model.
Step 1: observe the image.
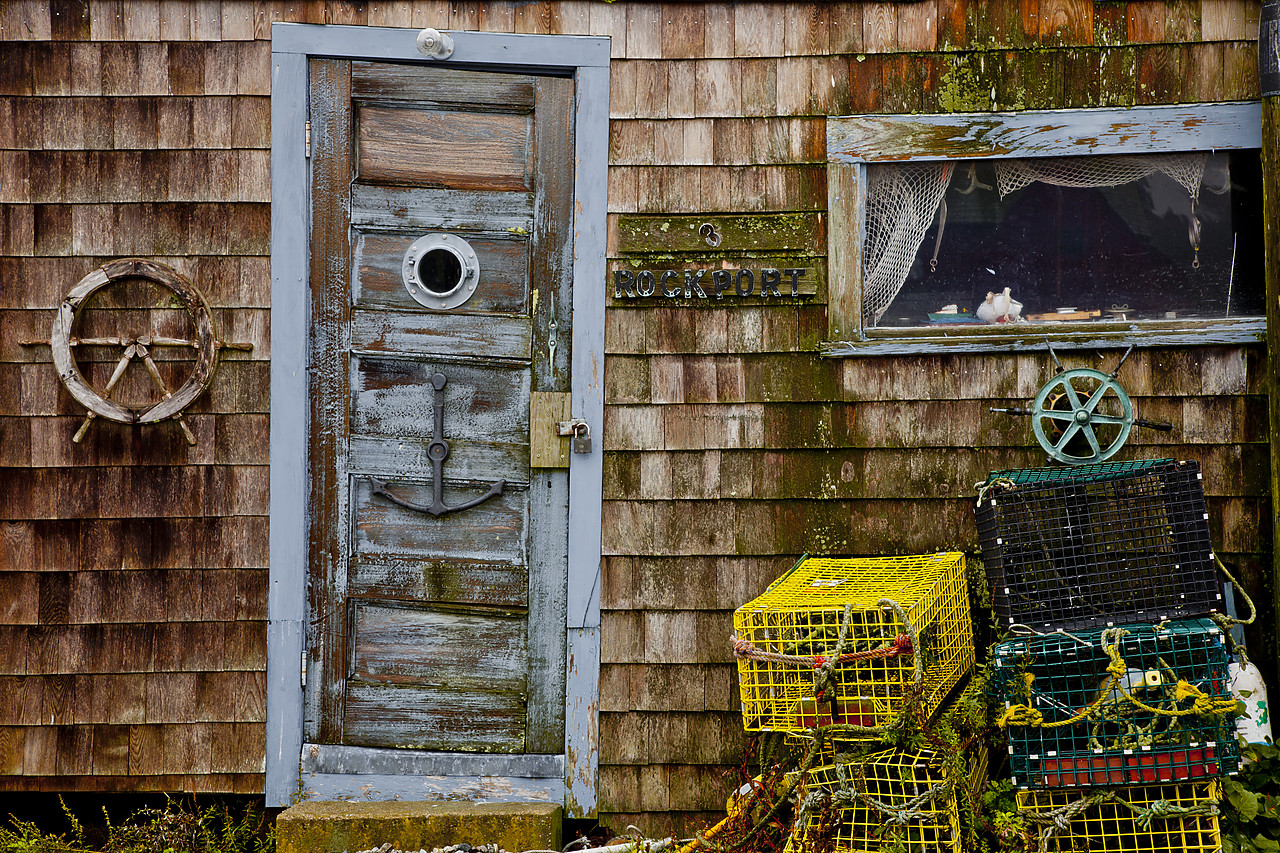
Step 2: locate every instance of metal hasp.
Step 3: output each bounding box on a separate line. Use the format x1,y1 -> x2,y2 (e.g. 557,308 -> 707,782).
371,372 -> 505,516
991,342 -> 1173,465
556,418 -> 593,454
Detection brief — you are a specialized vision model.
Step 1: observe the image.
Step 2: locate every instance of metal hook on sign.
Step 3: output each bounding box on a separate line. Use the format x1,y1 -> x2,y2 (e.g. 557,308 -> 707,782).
1046,338 -> 1065,374
1189,215 -> 1201,269
548,297 -> 557,366
1109,344 -> 1136,379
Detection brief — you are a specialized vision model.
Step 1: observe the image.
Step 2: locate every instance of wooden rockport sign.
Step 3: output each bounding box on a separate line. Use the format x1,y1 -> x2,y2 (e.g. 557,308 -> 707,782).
612,266 -> 812,300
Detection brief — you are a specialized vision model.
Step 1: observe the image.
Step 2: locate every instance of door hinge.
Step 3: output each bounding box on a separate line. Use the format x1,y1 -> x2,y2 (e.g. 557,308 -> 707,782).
305,120 -> 311,158
301,651 -> 308,687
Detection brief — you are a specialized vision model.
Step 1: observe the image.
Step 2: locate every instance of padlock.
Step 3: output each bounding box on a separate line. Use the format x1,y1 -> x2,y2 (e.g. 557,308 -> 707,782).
572,422 -> 592,454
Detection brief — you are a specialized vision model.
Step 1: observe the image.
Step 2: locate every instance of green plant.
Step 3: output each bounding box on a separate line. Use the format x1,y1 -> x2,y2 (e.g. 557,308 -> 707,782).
1221,741 -> 1280,853
0,799 -> 91,853
0,799 -> 271,853
103,799 -> 271,853
979,779 -> 1033,853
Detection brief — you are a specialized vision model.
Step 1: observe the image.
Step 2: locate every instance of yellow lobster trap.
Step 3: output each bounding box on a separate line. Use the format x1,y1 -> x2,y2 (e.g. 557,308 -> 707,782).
797,743 -> 989,853
1016,781 -> 1221,852
733,553 -> 974,736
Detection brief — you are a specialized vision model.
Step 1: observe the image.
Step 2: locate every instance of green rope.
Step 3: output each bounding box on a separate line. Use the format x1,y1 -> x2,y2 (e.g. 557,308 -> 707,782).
974,476 -> 1017,510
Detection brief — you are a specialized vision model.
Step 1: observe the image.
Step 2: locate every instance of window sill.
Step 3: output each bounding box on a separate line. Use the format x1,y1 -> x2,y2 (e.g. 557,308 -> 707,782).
819,317 -> 1266,357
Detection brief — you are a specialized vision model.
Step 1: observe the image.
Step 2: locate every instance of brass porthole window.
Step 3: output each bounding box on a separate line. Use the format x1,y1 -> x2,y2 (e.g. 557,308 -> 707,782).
401,233 -> 480,310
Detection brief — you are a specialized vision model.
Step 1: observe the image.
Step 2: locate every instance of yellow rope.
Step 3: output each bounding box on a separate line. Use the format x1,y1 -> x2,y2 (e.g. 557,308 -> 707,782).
676,791 -> 747,853
999,628 -> 1235,729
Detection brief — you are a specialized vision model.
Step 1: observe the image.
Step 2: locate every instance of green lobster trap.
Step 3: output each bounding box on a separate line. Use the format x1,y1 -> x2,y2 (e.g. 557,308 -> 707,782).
975,459 -> 1222,634
990,618 -> 1238,789
798,743 -> 988,853
1017,781 -> 1221,853
733,553 -> 974,736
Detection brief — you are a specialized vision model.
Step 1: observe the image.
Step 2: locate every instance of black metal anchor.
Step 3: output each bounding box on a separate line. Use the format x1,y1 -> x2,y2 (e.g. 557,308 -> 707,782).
370,372 -> 505,517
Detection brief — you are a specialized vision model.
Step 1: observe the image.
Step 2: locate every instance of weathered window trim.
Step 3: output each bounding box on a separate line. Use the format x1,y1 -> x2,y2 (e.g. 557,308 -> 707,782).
824,102 -> 1265,356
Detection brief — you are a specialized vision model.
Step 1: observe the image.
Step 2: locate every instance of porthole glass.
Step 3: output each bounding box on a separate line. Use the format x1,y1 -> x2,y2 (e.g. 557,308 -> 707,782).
417,247 -> 465,296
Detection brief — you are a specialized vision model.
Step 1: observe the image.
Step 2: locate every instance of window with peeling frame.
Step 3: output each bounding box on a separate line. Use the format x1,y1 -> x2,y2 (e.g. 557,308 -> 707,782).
824,103 -> 1265,355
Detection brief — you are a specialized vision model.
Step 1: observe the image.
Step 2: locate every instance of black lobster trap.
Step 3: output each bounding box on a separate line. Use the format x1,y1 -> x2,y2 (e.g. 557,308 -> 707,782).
975,459 -> 1222,633
990,618 -> 1238,789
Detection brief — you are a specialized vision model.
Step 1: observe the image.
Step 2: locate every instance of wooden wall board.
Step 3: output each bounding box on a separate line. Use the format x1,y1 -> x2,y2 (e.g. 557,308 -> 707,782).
600,765 -> 735,814
603,443 -> 1270,502
599,711 -> 745,765
598,663 -> 738,713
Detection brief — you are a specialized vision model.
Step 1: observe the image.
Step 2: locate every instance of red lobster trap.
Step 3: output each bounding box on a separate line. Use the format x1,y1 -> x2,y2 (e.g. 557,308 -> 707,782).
732,553 -> 974,737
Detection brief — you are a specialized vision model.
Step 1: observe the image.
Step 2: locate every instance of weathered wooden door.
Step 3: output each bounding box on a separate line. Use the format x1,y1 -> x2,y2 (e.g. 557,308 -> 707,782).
305,58 -> 574,757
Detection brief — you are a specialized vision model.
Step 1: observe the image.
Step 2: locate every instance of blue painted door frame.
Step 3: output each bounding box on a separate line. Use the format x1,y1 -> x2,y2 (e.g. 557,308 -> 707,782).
267,23 -> 609,815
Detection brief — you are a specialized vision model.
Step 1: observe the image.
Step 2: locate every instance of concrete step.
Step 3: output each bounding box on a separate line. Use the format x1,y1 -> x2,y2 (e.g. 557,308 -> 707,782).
275,801 -> 562,853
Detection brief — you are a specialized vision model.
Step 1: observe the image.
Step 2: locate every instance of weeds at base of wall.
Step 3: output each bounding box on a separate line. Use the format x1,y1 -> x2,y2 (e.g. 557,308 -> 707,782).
1220,741 -> 1280,853
0,797 -> 273,853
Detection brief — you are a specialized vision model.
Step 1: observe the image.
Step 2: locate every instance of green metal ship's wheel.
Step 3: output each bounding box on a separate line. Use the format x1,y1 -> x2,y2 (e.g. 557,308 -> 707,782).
990,343 -> 1173,465
1031,368 -> 1133,465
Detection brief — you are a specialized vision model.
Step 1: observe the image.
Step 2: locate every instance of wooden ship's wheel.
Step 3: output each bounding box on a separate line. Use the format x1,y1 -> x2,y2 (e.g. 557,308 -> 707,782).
44,258 -> 251,445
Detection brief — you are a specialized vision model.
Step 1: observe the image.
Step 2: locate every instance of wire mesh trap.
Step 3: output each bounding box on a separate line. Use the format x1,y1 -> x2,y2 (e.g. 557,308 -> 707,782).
975,459 -> 1221,633
733,553 -> 974,737
1016,780 -> 1221,853
990,618 -> 1238,789
797,743 -> 988,853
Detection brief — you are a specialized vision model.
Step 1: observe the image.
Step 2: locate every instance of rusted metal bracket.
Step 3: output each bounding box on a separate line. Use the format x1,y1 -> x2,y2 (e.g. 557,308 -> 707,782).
371,372 -> 505,517
556,418 -> 592,454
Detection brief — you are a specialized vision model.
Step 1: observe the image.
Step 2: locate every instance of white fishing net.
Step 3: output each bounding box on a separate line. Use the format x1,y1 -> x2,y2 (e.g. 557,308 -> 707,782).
860,153 -> 1210,326
862,163 -> 953,325
993,153 -> 1208,201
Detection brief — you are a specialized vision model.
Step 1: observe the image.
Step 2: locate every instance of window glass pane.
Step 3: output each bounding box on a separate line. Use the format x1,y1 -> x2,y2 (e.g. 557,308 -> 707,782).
865,150 -> 1264,328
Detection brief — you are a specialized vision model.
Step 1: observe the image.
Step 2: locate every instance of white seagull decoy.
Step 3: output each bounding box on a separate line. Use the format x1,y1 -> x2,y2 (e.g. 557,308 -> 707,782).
977,287 -> 1023,323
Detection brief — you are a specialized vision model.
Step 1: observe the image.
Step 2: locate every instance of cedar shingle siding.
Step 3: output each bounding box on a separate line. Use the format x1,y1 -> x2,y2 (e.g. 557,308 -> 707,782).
0,0 -> 1268,836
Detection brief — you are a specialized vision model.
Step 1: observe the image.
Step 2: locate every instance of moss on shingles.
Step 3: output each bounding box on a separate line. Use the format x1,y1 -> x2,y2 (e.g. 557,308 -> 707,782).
922,44 -> 1164,115
275,802 -> 561,853
937,54 -> 996,113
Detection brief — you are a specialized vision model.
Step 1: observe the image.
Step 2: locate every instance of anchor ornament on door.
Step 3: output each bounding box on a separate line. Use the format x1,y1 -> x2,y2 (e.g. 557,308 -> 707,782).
370,372 -> 505,517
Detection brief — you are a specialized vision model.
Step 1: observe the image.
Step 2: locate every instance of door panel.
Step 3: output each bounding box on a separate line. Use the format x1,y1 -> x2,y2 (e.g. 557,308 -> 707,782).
350,479 -> 529,564
307,56 -> 573,755
351,603 -> 528,688
347,557 -> 528,608
351,61 -> 537,107
354,230 -> 531,314
344,683 -> 526,751
350,357 -> 532,449
350,184 -> 535,232
357,105 -> 533,190
349,309 -> 533,360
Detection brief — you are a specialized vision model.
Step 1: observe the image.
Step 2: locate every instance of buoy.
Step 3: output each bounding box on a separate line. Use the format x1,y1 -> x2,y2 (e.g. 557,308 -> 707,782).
1229,658 -> 1272,757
